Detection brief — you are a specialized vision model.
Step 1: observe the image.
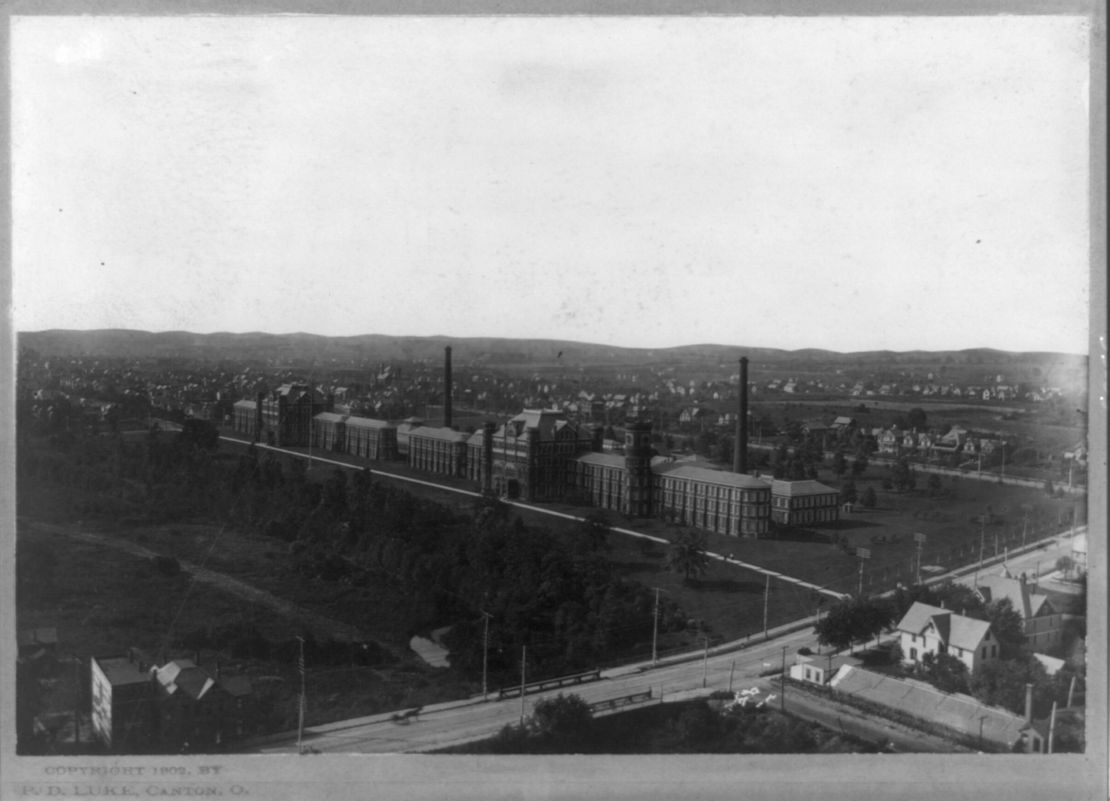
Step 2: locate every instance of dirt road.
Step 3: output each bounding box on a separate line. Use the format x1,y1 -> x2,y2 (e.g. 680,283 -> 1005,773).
21,519 -> 371,645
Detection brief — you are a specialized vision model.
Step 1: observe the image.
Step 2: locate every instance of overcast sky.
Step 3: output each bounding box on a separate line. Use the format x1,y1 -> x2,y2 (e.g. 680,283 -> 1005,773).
11,15 -> 1093,354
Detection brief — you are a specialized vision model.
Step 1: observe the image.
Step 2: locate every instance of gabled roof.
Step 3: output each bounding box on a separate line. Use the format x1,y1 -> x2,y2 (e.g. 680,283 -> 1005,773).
154,659 -> 216,701
897,602 -> 992,651
976,574 -> 1056,620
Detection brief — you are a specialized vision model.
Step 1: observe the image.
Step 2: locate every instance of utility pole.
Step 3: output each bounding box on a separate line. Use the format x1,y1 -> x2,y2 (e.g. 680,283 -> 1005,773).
763,573 -> 770,638
652,587 -> 660,665
856,548 -> 870,598
780,645 -> 787,711
296,635 -> 306,754
1047,701 -> 1058,754
914,533 -> 926,586
701,635 -> 710,688
519,646 -> 526,726
481,611 -> 492,700
1067,674 -> 1077,708
728,661 -> 736,694
72,652 -> 81,741
974,518 -> 985,586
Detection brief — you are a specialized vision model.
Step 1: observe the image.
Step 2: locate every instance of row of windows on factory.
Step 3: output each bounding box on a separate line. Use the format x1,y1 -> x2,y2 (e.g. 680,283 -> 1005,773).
772,493 -> 839,509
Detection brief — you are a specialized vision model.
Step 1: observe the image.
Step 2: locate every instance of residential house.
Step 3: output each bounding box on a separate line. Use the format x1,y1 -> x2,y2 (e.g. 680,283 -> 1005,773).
975,570 -> 1065,653
152,659 -> 253,751
896,602 -> 1000,674
877,427 -> 901,456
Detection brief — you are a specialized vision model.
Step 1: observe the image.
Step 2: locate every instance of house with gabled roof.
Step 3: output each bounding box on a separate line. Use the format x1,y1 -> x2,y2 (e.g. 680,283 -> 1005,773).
896,602 -> 1000,673
975,569 -> 1065,652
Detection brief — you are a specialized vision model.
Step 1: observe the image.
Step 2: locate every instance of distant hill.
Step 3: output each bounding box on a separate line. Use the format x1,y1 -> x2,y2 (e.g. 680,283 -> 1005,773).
16,329 -> 1087,375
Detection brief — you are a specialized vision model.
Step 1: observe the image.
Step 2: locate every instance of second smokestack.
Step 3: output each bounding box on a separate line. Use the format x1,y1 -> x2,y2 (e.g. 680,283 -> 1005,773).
733,356 -> 749,474
444,346 -> 453,429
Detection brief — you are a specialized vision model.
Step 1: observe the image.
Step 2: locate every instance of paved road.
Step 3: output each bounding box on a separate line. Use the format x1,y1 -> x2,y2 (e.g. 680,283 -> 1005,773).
249,626 -> 829,754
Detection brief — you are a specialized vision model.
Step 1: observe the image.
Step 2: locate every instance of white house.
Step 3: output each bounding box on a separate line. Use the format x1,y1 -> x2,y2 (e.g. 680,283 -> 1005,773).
896,602 -> 1000,673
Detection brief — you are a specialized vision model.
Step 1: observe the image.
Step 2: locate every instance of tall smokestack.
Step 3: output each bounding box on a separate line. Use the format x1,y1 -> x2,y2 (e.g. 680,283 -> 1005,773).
733,357 -> 749,474
444,346 -> 453,429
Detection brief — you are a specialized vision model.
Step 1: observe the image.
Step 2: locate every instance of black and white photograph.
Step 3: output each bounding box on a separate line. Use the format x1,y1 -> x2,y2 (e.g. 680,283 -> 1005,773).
4,3 -> 1105,799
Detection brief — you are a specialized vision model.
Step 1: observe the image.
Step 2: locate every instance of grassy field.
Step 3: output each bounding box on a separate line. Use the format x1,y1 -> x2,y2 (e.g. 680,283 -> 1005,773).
17,483 -> 473,731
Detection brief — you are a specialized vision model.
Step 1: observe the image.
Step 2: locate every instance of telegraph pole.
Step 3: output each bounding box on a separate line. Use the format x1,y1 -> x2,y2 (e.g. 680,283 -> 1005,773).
481,611 -> 492,700
974,517 -> 985,586
914,533 -> 926,586
702,636 -> 710,688
763,573 -> 771,638
857,548 -> 870,597
519,646 -> 527,725
780,645 -> 787,711
296,636 -> 306,754
652,587 -> 660,665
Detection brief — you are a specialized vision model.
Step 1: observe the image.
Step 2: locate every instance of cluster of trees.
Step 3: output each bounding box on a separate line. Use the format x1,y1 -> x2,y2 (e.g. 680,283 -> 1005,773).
477,693 -> 852,754
19,421 -> 689,686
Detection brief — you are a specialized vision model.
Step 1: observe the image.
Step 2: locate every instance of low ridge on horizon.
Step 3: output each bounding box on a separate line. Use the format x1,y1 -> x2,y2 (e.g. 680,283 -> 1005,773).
16,327 -> 1087,359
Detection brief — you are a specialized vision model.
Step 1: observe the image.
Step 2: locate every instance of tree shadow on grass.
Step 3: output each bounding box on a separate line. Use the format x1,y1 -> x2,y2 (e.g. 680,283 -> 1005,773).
829,519 -> 882,531
684,578 -> 764,594
614,560 -> 664,574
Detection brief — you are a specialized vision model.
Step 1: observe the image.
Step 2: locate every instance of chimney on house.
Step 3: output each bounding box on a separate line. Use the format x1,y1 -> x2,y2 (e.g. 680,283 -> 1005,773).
733,356 -> 749,474
444,346 -> 453,429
